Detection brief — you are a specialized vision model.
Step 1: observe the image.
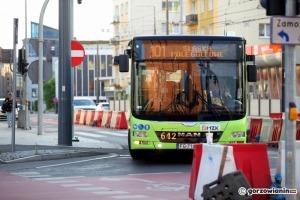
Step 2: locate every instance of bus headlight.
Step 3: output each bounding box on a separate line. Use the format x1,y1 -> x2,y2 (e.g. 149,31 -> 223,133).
133,131 -> 148,137
231,132 -> 245,138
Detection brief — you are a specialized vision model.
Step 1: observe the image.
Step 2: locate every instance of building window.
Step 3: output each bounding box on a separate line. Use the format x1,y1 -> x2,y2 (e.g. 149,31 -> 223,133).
162,1 -> 180,12
161,23 -> 167,33
32,88 -> 37,98
200,0 -> 204,13
208,0 -> 213,11
191,1 -> 196,14
200,27 -> 205,35
208,25 -> 213,35
171,23 -> 179,34
191,29 -> 197,35
259,23 -> 270,37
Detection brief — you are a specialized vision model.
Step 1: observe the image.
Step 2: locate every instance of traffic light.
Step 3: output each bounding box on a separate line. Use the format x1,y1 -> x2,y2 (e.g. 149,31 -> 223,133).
77,0 -> 82,4
18,48 -> 29,75
260,0 -> 300,16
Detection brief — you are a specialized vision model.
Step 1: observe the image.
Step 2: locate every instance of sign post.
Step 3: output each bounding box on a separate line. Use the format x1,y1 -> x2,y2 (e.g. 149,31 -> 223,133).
71,40 -> 85,67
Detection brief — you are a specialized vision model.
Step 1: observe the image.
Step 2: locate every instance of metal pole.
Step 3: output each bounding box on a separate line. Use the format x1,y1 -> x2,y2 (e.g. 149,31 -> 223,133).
11,18 -> 18,152
58,0 -> 73,146
24,0 -> 30,130
153,6 -> 156,35
284,0 -> 296,199
96,42 -> 99,104
38,0 -> 49,135
166,0 -> 169,35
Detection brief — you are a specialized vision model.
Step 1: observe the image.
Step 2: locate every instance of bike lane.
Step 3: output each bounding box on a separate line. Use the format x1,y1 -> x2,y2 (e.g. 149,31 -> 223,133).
0,171 -> 191,200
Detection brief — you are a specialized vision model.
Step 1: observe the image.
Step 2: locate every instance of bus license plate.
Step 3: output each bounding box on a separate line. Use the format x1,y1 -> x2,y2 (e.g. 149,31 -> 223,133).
177,143 -> 195,149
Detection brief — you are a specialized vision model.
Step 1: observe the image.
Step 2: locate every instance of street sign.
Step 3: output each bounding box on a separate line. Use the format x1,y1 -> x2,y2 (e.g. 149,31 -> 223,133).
271,16 -> 300,45
71,40 -> 85,67
28,60 -> 52,84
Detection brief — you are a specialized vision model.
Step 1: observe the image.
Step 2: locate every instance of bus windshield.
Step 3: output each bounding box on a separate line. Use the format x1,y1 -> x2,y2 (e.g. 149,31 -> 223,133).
131,38 -> 246,121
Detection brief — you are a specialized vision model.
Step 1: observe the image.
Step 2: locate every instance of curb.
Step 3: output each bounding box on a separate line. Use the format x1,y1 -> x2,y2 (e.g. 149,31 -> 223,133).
0,151 -> 106,164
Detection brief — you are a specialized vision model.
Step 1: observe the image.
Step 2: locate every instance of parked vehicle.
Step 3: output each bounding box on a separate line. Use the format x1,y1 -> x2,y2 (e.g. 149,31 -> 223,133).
95,102 -> 109,111
73,97 -> 97,110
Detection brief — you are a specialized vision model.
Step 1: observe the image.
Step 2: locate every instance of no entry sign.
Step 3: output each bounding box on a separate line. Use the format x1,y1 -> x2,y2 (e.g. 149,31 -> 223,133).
71,40 -> 85,67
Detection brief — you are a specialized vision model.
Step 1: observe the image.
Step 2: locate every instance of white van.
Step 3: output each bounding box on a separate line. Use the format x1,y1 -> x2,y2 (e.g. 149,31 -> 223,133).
95,102 -> 110,111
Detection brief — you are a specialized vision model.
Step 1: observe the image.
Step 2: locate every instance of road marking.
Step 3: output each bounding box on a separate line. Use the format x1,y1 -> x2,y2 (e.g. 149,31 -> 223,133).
11,172 -> 40,175
77,187 -> 110,191
93,191 -> 129,195
36,153 -> 118,169
129,172 -> 182,176
34,176 -> 84,181
61,183 -> 93,187
111,195 -> 150,199
48,180 -> 79,184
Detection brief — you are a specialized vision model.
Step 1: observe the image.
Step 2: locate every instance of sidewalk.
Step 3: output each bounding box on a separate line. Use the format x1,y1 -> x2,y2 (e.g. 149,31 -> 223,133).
0,121 -> 122,164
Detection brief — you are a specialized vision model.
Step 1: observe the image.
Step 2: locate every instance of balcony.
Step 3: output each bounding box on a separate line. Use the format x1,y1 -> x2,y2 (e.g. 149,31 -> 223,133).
185,14 -> 198,25
112,15 -> 120,24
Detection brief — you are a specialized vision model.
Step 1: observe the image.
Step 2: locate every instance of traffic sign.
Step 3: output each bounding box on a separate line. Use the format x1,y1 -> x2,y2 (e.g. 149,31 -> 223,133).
271,16 -> 300,45
28,60 -> 52,84
71,40 -> 85,67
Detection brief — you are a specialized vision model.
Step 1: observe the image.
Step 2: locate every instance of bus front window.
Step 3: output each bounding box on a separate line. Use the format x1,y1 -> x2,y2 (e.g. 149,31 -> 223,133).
132,61 -> 245,121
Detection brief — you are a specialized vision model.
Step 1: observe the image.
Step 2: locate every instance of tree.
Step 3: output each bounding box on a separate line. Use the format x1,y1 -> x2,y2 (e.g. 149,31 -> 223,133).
43,77 -> 56,110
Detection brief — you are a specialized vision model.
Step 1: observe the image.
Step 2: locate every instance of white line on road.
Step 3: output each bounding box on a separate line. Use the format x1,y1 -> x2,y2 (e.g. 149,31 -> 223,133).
36,153 -> 118,169
62,183 -> 93,187
111,195 -> 150,199
77,187 -> 110,191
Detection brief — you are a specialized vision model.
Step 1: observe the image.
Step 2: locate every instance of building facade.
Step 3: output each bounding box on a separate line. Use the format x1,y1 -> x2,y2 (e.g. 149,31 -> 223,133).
111,0 -> 300,115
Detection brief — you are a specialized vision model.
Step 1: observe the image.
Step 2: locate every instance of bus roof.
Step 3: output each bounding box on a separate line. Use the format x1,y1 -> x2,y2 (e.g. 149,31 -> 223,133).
132,35 -> 246,42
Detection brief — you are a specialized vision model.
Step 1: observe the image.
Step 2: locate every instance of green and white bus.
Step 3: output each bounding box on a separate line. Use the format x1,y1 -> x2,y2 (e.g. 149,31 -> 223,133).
116,35 -> 256,159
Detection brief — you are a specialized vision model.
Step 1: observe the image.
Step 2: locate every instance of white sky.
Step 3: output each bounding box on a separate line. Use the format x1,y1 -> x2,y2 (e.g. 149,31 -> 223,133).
0,0 -> 113,49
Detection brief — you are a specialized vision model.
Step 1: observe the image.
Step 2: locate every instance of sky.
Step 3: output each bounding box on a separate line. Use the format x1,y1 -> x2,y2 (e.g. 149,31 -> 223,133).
0,0 -> 113,49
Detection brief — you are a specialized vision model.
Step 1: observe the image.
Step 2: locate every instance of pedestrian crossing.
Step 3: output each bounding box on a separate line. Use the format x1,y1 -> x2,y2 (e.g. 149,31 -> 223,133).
10,171 -> 152,199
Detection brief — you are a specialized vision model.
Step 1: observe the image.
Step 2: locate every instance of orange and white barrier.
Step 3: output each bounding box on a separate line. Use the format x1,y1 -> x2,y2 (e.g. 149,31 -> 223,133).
74,109 -> 81,124
115,112 -> 128,129
73,109 -> 128,129
95,111 -> 103,127
85,110 -> 95,126
189,143 -> 271,200
101,111 -> 112,128
78,110 -> 87,125
109,111 -> 119,129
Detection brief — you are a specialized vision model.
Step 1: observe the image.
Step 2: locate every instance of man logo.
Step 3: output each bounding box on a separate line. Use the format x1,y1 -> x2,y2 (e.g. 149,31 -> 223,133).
200,124 -> 221,131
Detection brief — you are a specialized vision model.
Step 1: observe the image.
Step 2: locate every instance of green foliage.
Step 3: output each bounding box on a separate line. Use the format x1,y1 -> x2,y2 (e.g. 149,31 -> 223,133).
34,100 -> 38,111
43,77 -> 56,110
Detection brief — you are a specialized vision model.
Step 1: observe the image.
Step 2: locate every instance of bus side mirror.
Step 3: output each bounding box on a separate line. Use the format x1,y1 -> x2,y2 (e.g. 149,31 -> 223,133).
119,54 -> 129,72
113,56 -> 119,65
247,64 -> 257,82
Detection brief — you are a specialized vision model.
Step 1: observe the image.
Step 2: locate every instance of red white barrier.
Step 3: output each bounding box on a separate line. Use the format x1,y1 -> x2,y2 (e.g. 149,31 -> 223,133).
109,111 -> 119,129
101,111 -> 112,128
78,110 -> 87,125
85,110 -> 95,126
189,143 -> 271,200
74,109 -> 81,124
73,109 -> 128,129
193,144 -> 236,199
115,112 -> 128,129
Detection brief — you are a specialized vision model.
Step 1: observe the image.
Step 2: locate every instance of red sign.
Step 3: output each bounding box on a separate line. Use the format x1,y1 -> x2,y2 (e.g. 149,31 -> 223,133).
71,40 -> 85,67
